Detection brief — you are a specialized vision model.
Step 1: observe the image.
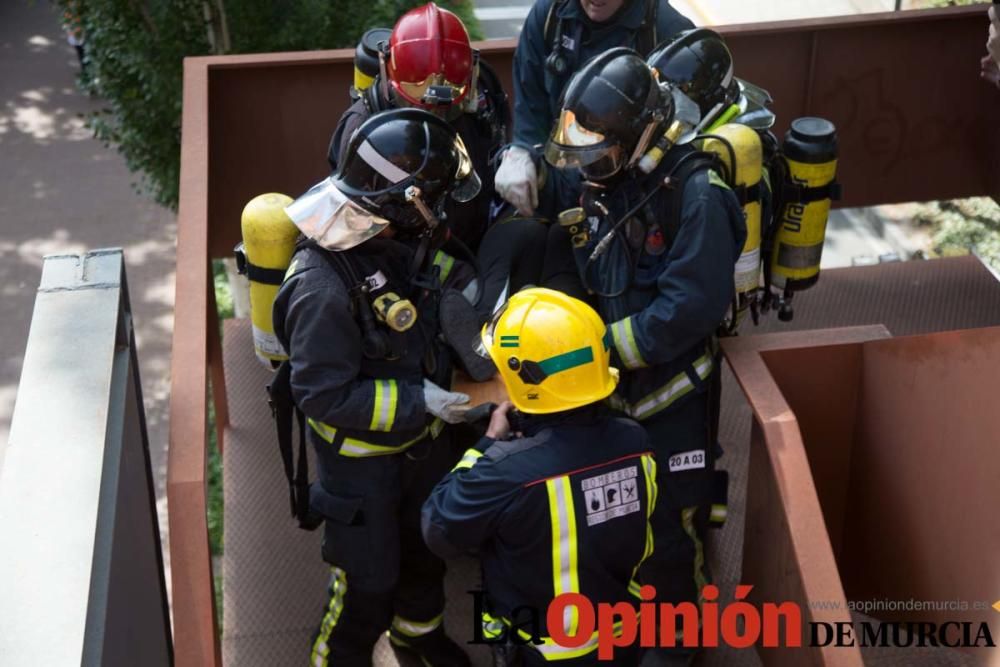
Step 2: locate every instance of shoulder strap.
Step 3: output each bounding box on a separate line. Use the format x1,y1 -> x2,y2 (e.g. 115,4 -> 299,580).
543,0 -> 569,55
267,360 -> 320,530
475,58 -> 512,149
636,0 -> 658,56
655,151 -> 721,248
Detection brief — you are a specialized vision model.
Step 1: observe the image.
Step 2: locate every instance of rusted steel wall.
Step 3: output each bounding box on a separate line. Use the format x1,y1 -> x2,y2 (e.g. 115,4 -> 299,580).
722,8 -> 1000,217
726,327 -> 886,667
729,325 -> 1000,664
199,6 -> 997,258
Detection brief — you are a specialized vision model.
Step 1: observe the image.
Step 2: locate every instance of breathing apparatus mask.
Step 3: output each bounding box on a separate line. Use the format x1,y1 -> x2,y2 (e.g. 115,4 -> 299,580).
544,52 -> 701,183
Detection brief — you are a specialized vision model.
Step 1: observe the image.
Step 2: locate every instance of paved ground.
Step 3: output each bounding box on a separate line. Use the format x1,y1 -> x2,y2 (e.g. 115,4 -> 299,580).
0,0 -> 176,567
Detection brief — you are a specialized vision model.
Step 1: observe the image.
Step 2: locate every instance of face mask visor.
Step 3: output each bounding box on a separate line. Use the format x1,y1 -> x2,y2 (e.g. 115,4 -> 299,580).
450,133 -> 482,202
544,109 -> 626,180
285,177 -> 391,251
475,301 -> 509,360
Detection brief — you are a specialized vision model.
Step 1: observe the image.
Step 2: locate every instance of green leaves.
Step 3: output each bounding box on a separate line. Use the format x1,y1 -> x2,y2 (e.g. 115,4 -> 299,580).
60,0 -> 483,210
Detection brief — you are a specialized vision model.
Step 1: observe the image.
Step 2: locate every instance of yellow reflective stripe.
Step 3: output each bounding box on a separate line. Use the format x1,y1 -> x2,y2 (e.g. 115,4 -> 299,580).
452,448 -> 484,472
481,612 -> 507,639
609,317 -> 647,370
642,454 -> 658,518
708,169 -> 731,191
392,613 -> 442,637
311,567 -> 347,666
340,426 -> 429,457
433,250 -> 456,284
519,620 -> 625,661
629,454 -> 658,596
681,507 -> 708,608
307,417 -> 338,444
283,258 -> 300,283
430,416 -> 444,439
710,503 -> 728,524
369,379 -> 397,432
627,353 -> 714,421
309,417 -> 433,457
370,380 -> 384,431
546,476 -> 580,636
628,579 -> 643,599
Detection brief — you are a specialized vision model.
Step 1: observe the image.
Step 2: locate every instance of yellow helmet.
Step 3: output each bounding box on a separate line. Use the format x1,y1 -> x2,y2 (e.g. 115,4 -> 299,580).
481,288 -> 619,414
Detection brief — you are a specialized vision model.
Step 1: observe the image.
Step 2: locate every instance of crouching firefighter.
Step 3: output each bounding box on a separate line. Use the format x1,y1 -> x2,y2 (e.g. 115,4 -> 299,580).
543,49 -> 746,666
422,288 -> 659,666
272,108 -> 480,667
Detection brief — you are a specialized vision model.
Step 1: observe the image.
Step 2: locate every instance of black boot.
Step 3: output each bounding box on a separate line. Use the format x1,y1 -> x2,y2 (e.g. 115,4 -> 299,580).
389,625 -> 472,667
438,288 -> 496,382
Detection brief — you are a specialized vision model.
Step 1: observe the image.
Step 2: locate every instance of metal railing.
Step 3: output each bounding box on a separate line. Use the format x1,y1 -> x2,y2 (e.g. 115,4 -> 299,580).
0,250 -> 172,666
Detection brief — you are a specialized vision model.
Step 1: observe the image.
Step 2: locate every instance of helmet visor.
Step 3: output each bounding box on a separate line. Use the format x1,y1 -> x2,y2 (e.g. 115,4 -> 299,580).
544,109 -> 625,180
476,300 -> 508,360
450,133 -> 481,203
395,74 -> 470,109
285,177 -> 390,251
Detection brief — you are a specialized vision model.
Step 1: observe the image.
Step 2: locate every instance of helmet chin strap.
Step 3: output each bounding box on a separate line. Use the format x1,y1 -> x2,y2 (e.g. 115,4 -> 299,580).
404,185 -> 448,282
405,185 -> 440,231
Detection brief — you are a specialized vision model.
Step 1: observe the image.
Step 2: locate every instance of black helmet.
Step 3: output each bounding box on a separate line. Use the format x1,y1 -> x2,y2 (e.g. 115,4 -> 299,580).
544,48 -> 672,181
334,107 -> 480,232
647,28 -> 738,126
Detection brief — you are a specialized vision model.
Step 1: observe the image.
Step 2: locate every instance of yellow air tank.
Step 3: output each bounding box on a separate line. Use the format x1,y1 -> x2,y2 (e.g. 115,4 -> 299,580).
237,193 -> 298,367
700,123 -> 763,329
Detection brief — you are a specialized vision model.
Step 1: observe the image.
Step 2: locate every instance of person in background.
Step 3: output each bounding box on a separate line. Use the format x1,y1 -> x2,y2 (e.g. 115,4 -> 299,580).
495,0 -> 694,219
62,2 -> 88,82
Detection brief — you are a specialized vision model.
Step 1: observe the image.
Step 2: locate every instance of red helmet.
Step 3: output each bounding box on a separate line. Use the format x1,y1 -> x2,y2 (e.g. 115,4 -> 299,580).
386,3 -> 473,109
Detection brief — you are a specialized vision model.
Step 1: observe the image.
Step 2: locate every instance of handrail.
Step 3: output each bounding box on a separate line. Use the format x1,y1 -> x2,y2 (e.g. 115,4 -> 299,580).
1,250 -> 172,665
168,58 -> 221,667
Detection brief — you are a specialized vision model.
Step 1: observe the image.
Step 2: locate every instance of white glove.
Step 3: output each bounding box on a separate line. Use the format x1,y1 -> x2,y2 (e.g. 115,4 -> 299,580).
422,379 -> 471,425
495,146 -> 539,217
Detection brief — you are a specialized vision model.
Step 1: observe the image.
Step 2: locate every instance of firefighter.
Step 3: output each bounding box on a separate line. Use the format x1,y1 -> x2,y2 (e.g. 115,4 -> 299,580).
422,287 -> 658,665
495,0 -> 694,219
276,108 -> 480,667
327,2 -> 509,253
543,49 -> 746,666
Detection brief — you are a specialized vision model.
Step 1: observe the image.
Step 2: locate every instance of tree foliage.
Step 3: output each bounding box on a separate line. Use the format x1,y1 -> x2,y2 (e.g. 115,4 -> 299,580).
59,0 -> 482,209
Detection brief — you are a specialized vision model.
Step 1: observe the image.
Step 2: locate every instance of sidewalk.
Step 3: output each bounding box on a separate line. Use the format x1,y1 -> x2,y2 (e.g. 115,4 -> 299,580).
0,1 -> 176,569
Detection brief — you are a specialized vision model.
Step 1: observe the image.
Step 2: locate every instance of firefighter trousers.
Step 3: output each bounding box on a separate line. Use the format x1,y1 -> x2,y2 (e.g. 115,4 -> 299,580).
309,432 -> 454,666
638,391 -> 715,653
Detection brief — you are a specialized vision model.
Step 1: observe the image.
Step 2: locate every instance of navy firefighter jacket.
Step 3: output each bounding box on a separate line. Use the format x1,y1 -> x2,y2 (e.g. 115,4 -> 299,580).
422,410 -> 658,654
576,147 -> 747,422
272,239 -> 471,462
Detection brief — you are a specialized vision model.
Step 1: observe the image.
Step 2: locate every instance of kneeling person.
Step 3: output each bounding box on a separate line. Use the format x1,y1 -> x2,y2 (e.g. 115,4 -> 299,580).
422,288 -> 658,665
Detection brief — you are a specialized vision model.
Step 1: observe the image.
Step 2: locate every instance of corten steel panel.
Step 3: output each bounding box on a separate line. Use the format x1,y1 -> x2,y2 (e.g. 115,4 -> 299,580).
758,343 -> 865,564
723,7 -> 1000,208
727,326 -> 1000,665
841,327 -> 1000,658
169,58 -> 221,667
725,327 -> 887,667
